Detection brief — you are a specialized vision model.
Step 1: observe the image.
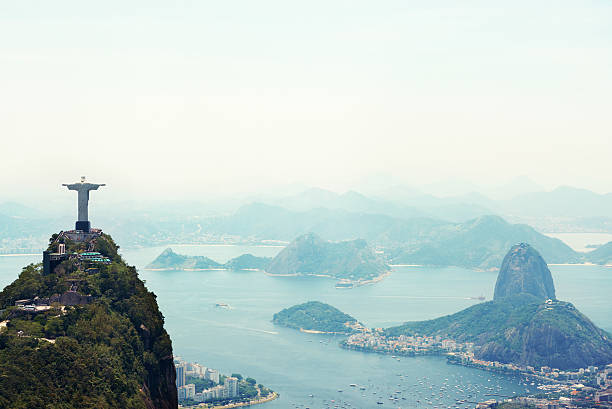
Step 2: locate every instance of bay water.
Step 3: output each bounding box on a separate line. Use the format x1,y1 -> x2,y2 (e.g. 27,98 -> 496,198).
1,243 -> 610,408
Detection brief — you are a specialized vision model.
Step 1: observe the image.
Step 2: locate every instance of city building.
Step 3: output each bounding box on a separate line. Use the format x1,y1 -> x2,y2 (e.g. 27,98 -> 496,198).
226,377 -> 239,398
185,383 -> 196,400
205,368 -> 220,384
176,364 -> 185,388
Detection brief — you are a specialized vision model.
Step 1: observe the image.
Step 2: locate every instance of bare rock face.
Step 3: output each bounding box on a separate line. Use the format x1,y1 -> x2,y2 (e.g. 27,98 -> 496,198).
494,243 -> 555,301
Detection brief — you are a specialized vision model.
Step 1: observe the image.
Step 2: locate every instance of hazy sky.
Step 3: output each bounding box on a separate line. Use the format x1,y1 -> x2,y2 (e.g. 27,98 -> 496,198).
1,1 -> 611,201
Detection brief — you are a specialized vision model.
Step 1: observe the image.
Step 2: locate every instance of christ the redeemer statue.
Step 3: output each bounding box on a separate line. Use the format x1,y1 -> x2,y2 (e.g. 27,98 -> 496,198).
63,176 -> 105,232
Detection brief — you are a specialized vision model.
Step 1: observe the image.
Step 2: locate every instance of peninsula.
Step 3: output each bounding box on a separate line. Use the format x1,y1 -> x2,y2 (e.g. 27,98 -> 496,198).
358,244 -> 612,370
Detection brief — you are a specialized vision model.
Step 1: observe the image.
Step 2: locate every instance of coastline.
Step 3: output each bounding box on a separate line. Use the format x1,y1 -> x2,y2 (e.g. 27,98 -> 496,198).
182,392 -> 279,409
299,328 -> 348,335
354,270 -> 391,286
265,270 -> 391,287
144,267 -> 229,271
144,268 -> 265,272
264,272 -> 333,278
388,264 -> 423,267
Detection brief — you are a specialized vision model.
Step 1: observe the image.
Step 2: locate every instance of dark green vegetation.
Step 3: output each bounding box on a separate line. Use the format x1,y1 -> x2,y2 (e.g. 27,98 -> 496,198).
0,233 -> 177,409
266,233 -> 390,281
273,301 -> 360,333
185,375 -> 215,392
385,293 -> 612,369
146,248 -> 271,271
494,243 -> 555,300
385,245 -> 612,370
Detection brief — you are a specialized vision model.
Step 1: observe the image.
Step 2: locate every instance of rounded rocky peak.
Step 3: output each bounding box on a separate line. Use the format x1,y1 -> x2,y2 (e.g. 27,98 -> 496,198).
294,233 -> 324,245
493,243 -> 556,301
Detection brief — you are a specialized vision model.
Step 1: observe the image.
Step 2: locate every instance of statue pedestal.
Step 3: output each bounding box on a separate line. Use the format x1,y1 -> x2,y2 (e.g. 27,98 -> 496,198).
75,221 -> 91,232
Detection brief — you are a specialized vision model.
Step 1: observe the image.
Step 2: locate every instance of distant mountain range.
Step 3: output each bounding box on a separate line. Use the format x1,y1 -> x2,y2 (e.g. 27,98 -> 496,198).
4,184 -> 612,267
207,206 -> 578,269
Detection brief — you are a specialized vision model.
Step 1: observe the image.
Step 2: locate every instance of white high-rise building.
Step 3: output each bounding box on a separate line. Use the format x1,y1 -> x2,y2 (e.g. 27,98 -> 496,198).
185,383 -> 196,400
225,377 -> 239,398
205,368 -> 220,384
191,363 -> 205,377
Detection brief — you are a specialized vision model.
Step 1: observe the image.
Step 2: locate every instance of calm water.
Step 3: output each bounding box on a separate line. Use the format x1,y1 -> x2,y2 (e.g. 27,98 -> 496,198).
1,244 -> 611,408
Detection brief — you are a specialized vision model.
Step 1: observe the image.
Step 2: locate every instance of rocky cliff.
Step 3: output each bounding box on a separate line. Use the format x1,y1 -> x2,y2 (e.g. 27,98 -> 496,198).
494,243 -> 555,300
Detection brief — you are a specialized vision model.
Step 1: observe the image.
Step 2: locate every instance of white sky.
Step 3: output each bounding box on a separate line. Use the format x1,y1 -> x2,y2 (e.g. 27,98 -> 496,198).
1,1 -> 611,201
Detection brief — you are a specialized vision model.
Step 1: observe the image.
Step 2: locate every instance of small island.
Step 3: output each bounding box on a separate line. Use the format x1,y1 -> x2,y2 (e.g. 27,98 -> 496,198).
146,248 -> 272,271
272,301 -> 365,334
265,233 -> 390,287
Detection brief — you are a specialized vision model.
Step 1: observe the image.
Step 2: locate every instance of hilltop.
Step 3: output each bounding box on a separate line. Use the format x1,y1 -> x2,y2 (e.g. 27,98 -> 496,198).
146,248 -> 271,271
0,232 -> 177,408
273,301 -> 361,334
384,245 -> 612,370
224,254 -> 272,270
265,233 -> 390,284
147,248 -> 222,270
585,241 -> 612,265
494,243 -> 556,300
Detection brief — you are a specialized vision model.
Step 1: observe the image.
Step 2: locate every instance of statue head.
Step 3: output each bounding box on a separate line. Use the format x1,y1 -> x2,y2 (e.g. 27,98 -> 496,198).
80,176 -> 86,183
